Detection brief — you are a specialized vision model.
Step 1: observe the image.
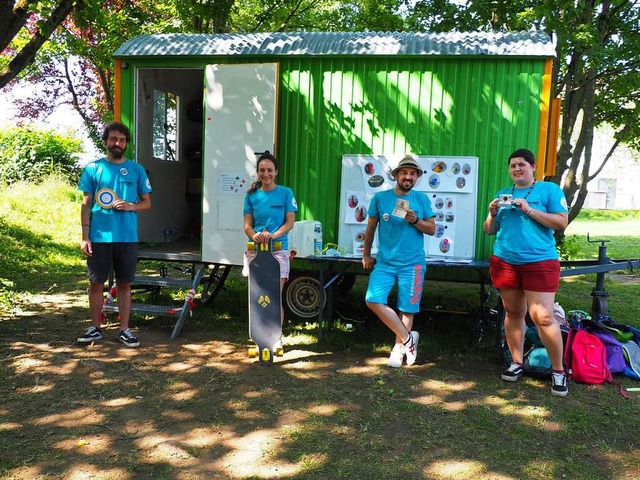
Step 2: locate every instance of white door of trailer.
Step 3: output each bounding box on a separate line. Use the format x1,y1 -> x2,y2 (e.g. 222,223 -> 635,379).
202,63 -> 278,264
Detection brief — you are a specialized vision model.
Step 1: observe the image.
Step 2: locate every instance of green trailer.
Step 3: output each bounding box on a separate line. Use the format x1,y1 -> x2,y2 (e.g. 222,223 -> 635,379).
111,31 -> 558,331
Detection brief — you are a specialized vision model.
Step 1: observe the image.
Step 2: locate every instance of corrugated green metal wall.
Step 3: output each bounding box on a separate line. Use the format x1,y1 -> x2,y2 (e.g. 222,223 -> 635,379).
118,54 -> 546,263
274,56 -> 545,261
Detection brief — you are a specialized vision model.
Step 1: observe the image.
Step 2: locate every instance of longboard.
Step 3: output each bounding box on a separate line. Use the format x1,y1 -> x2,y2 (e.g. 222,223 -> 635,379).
247,242 -> 283,365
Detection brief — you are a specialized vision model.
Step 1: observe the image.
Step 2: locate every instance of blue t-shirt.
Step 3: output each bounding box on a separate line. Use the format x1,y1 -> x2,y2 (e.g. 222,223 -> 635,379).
493,181 -> 568,264
369,189 -> 435,267
78,158 -> 152,243
243,185 -> 298,249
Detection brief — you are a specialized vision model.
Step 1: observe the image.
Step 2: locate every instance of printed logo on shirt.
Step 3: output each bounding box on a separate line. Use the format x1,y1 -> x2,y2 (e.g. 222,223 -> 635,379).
292,198 -> 298,209
270,205 -> 284,210
561,197 -> 568,210
120,168 -> 128,176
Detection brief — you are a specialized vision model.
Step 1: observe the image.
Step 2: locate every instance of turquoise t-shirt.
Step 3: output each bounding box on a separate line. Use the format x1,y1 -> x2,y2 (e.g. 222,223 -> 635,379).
493,181 -> 568,264
368,189 -> 435,267
243,185 -> 298,249
78,158 -> 152,243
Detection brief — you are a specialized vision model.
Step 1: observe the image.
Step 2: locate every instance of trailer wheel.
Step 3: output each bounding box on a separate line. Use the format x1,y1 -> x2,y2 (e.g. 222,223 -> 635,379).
283,274 -> 326,321
200,264 -> 232,306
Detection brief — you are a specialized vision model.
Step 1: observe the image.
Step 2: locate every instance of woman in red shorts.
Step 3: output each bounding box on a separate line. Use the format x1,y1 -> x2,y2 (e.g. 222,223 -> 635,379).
483,149 -> 569,396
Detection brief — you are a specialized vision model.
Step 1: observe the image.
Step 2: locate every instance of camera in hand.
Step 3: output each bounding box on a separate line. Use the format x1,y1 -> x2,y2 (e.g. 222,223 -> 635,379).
497,194 -> 513,208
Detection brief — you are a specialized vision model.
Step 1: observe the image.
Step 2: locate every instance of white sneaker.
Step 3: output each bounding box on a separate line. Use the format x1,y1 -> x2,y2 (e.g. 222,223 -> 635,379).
404,331 -> 420,366
387,343 -> 404,368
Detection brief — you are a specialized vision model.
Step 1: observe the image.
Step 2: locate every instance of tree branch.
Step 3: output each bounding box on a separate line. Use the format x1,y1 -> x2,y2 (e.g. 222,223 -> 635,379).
0,0 -> 79,90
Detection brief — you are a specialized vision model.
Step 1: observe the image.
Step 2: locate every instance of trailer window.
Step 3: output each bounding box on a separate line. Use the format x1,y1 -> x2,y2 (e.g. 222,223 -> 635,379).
152,89 -> 178,162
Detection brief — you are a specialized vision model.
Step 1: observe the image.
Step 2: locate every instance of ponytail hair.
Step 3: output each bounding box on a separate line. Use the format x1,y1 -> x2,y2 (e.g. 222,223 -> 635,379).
247,151 -> 279,194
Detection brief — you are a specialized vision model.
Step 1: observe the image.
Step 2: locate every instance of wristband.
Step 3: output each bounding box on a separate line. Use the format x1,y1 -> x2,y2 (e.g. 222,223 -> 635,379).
526,208 -> 533,216
82,224 -> 90,227
411,217 -> 419,225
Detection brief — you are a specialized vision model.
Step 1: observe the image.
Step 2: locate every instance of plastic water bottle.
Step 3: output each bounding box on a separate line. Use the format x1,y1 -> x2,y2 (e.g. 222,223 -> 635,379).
313,223 -> 323,256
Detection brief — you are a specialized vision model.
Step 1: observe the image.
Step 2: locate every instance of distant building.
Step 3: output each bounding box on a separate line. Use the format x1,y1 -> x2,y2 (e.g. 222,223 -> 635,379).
582,130 -> 640,210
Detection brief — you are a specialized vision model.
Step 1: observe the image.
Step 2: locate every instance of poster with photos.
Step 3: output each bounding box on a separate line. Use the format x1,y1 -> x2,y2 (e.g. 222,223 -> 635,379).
338,154 -> 478,259
344,190 -> 372,224
350,225 -> 376,256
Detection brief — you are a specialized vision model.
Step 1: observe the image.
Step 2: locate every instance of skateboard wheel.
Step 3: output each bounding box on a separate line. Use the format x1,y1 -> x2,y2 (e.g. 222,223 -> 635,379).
273,241 -> 282,251
248,347 -> 258,358
261,348 -> 271,362
275,347 -> 284,357
247,242 -> 256,251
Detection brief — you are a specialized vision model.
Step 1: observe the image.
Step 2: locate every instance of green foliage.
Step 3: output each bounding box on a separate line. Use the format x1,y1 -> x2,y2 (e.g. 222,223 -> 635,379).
0,278 -> 17,318
574,209 -> 640,222
565,210 -> 640,260
0,175 -> 85,295
557,235 -> 581,261
0,126 -> 83,185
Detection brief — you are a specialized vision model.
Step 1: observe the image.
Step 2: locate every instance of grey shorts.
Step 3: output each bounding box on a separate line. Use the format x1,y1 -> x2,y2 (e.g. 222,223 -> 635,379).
87,243 -> 138,284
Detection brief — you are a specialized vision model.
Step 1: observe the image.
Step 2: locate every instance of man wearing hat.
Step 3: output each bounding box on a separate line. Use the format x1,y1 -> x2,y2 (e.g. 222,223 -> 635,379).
362,154 -> 436,367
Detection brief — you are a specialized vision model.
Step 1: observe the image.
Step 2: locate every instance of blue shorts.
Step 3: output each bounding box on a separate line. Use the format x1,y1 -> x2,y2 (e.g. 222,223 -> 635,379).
365,261 -> 425,313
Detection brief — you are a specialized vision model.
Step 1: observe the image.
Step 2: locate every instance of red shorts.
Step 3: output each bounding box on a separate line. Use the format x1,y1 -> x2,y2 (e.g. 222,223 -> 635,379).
489,255 -> 560,293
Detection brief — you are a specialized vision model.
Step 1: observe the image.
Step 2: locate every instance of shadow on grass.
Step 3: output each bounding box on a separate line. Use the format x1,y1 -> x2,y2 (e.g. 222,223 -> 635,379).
2,297 -> 640,480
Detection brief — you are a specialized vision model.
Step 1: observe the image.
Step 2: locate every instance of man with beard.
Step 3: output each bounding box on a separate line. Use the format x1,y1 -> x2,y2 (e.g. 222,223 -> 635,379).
362,154 -> 435,367
77,122 -> 152,347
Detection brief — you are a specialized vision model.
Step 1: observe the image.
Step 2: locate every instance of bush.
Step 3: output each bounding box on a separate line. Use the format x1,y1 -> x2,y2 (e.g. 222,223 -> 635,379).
0,278 -> 17,317
0,127 -> 83,185
557,236 -> 581,261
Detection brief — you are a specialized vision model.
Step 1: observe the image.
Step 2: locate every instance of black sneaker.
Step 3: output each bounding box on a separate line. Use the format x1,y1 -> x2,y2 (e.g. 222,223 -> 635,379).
77,326 -> 103,343
501,363 -> 523,382
119,329 -> 140,348
551,372 -> 568,397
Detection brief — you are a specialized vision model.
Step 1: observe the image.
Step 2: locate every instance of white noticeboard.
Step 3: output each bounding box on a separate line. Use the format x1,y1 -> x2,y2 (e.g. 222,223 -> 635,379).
338,154 -> 479,260
201,63 -> 278,265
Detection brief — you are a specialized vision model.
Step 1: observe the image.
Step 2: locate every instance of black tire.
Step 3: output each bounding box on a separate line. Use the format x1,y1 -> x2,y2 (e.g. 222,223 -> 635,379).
283,274 -> 326,321
200,264 -> 232,306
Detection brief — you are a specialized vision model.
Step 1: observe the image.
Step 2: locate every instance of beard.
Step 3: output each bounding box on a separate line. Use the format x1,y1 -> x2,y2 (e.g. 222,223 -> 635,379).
108,145 -> 124,159
397,180 -> 414,193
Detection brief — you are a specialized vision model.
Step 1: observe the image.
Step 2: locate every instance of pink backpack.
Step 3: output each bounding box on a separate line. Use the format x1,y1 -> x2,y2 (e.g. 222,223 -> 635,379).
564,329 -> 612,384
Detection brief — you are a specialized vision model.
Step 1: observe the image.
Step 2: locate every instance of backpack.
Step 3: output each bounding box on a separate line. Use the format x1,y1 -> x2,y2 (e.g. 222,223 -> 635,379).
564,328 -> 612,385
596,314 -> 634,343
621,341 -> 640,379
501,323 -> 552,379
591,330 -> 626,374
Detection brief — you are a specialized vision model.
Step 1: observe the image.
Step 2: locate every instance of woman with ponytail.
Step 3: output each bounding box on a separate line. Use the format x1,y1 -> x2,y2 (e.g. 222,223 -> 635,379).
243,153 -> 298,346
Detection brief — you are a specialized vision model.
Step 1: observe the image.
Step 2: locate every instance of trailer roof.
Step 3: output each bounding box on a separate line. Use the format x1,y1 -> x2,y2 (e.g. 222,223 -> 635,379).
114,31 -> 555,58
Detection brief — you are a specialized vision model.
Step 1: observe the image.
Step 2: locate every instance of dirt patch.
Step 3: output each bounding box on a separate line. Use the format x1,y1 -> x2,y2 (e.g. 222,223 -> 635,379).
608,272 -> 640,284
2,294 -> 640,480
